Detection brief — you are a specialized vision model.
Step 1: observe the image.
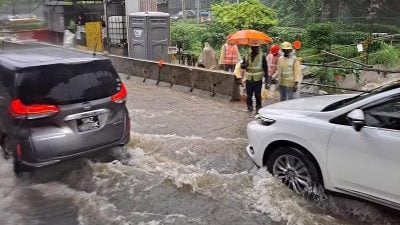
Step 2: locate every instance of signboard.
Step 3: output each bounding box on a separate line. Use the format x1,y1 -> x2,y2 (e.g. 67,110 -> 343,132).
168,46 -> 178,54
293,40 -> 301,50
357,43 -> 364,52
85,22 -> 103,52
133,29 -> 143,38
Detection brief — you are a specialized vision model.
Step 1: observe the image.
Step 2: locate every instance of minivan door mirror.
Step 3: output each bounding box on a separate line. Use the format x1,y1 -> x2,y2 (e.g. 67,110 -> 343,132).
347,109 -> 365,132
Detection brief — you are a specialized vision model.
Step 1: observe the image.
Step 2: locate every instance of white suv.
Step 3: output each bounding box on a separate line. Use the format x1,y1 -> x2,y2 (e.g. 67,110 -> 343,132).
246,81 -> 400,210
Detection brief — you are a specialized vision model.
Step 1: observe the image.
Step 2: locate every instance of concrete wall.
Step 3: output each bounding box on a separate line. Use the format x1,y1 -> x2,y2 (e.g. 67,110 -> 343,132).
0,40 -> 234,97
108,55 -> 234,96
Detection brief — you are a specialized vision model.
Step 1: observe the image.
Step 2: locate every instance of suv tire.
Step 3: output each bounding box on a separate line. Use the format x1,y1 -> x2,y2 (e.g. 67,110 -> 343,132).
266,146 -> 323,197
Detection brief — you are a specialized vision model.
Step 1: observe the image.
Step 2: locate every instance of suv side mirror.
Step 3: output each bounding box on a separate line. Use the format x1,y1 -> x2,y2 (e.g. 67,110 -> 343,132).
347,109 -> 365,132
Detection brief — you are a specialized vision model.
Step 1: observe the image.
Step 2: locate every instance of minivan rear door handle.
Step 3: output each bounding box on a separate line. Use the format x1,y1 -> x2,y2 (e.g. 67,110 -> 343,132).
64,109 -> 110,121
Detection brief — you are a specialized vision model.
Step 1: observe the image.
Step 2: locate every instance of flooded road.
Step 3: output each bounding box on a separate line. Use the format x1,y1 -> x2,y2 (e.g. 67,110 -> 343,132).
0,76 -> 399,225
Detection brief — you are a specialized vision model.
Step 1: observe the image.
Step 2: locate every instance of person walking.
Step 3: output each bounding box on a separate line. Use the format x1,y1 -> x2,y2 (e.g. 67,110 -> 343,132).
198,42 -> 218,69
219,40 -> 241,72
242,44 -> 268,112
272,42 -> 301,101
266,44 -> 280,88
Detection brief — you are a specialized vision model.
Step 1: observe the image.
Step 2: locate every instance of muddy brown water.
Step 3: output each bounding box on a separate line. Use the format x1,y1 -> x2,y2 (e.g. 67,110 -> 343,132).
0,76 -> 398,225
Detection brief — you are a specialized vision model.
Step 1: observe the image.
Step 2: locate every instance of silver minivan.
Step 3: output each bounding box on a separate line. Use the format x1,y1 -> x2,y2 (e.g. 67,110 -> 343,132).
0,47 -> 130,174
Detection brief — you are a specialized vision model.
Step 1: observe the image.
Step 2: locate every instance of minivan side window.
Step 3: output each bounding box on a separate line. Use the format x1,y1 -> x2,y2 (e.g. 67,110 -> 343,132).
364,97 -> 400,131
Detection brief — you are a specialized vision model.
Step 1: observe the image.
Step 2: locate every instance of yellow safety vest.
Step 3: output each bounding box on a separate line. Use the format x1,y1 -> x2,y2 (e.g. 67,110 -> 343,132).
245,53 -> 263,81
278,57 -> 301,87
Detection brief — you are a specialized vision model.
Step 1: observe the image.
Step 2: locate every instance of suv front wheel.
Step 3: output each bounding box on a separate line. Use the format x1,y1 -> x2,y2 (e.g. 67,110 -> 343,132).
266,146 -> 322,196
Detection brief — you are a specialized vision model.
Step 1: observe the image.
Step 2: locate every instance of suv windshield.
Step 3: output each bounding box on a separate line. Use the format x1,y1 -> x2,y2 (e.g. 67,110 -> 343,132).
17,60 -> 120,105
322,80 -> 400,111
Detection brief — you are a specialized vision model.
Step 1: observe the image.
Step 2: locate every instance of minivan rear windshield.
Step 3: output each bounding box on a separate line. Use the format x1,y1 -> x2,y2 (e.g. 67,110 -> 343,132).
17,60 -> 120,105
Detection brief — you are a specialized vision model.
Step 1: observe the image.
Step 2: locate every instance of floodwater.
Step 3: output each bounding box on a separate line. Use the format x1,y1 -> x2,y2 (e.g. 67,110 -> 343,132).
0,76 -> 399,225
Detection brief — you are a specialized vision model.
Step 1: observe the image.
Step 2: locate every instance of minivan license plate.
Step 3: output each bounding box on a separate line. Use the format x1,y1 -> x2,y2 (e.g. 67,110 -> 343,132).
77,116 -> 100,132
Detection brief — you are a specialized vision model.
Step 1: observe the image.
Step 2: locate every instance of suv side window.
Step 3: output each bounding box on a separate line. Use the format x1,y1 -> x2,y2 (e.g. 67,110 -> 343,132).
364,97 -> 400,130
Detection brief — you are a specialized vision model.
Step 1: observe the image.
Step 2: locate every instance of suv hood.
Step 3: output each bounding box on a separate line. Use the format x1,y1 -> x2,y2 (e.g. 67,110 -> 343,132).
259,94 -> 357,117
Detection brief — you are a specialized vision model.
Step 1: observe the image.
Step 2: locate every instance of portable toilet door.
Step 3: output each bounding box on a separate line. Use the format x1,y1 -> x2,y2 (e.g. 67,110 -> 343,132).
146,13 -> 169,61
128,15 -> 147,59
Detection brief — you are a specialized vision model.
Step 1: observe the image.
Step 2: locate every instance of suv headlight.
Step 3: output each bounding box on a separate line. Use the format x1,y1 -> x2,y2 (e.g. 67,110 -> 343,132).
255,114 -> 276,126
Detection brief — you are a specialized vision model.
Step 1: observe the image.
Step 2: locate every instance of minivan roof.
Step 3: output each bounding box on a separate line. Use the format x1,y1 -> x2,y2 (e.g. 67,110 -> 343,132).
0,47 -> 108,71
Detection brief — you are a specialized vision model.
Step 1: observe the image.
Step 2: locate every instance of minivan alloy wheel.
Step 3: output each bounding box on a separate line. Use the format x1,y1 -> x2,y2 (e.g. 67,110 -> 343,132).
272,154 -> 312,194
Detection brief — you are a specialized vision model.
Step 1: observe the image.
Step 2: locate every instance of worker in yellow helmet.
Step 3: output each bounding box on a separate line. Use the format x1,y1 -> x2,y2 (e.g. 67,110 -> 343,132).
272,42 -> 302,101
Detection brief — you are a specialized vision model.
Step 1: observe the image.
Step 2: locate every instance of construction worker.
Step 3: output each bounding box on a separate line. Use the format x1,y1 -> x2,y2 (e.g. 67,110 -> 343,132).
266,44 -> 281,88
219,39 -> 241,72
242,44 -> 268,112
272,42 -> 301,101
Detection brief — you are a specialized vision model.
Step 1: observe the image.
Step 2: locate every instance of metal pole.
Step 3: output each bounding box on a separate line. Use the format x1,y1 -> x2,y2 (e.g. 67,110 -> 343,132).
321,50 -> 373,68
182,0 -> 186,20
301,62 -> 400,73
301,82 -> 368,93
196,0 -> 200,24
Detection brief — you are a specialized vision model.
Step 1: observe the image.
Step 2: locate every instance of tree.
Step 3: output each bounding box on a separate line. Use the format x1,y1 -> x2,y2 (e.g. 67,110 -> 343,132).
211,0 -> 277,31
267,0 -> 323,26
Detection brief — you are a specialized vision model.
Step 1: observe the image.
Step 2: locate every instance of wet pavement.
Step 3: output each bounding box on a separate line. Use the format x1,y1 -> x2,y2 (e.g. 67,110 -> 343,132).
0,75 -> 399,225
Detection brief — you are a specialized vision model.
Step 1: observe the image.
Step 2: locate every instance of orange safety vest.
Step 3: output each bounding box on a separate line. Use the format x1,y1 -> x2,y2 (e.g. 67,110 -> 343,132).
223,44 -> 239,65
267,53 -> 279,76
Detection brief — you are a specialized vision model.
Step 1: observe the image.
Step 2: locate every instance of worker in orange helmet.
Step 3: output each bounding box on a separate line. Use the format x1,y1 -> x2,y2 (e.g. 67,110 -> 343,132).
265,44 -> 281,89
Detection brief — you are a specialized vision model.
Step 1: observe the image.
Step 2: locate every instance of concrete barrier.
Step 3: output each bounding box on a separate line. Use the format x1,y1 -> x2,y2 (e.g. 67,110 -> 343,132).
1,40 -> 235,97
107,55 -> 234,96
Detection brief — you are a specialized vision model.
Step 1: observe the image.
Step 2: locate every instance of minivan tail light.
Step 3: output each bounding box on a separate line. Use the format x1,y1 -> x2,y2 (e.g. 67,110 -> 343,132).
9,99 -> 59,119
112,83 -> 127,103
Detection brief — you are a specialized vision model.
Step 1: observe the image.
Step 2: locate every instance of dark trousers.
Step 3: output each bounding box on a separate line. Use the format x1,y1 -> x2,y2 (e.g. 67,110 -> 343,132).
279,86 -> 294,101
224,64 -> 235,72
246,80 -> 262,111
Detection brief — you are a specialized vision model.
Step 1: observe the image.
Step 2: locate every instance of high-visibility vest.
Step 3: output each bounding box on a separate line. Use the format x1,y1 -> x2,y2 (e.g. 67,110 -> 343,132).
223,44 -> 239,65
267,54 -> 279,76
245,53 -> 263,81
281,57 -> 296,87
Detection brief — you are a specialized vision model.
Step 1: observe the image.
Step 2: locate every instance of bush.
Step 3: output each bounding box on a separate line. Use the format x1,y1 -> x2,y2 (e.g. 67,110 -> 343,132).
331,45 -> 360,59
370,44 -> 400,69
332,32 -> 368,45
268,27 -> 306,44
170,22 -> 207,56
306,23 -> 334,50
350,23 -> 400,34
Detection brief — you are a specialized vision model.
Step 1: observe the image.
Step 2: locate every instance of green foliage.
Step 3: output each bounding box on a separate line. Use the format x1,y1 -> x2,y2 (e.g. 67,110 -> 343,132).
370,44 -> 400,69
348,23 -> 400,34
211,0 -> 277,31
200,21 -> 235,49
331,32 -> 369,45
368,40 -> 384,52
170,22 -> 206,56
331,45 -> 360,59
310,67 -> 341,86
306,23 -> 334,50
268,27 -> 306,44
268,0 -> 322,26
